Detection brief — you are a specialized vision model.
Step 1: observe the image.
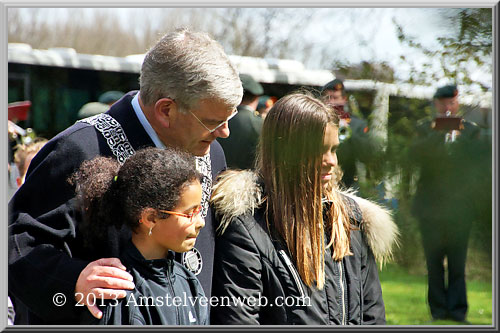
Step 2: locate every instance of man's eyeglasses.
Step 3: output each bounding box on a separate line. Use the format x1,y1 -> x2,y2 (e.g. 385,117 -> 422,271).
189,110 -> 238,133
159,206 -> 202,223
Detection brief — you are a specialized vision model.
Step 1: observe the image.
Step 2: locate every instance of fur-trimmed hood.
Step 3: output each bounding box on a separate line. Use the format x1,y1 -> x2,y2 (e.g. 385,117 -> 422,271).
210,169 -> 400,266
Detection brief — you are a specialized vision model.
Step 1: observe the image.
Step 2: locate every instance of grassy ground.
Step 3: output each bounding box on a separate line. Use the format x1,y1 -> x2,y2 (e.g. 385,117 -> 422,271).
379,263 -> 493,326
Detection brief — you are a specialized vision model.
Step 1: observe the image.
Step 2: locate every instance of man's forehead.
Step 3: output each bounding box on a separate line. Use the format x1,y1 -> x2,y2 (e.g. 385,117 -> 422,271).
196,98 -> 232,109
193,99 -> 235,118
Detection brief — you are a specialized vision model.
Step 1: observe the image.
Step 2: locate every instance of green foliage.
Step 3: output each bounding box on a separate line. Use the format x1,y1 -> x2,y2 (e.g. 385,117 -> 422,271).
349,90 -> 376,120
377,97 -> 428,268
394,8 -> 492,91
333,60 -> 395,83
386,96 -> 430,178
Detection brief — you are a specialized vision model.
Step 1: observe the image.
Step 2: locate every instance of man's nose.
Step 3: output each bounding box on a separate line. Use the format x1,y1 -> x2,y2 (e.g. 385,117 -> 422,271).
213,122 -> 230,138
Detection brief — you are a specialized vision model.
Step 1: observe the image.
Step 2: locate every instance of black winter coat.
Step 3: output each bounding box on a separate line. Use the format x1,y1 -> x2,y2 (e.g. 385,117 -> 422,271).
209,170 -> 399,325
81,241 -> 209,325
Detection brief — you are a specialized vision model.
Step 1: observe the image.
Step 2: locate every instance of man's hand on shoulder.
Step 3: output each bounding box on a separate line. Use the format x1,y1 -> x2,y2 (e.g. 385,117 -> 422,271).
75,258 -> 135,319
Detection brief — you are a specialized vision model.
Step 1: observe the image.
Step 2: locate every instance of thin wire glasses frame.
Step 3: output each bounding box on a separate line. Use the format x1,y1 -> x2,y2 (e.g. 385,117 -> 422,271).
158,206 -> 202,223
189,109 -> 238,133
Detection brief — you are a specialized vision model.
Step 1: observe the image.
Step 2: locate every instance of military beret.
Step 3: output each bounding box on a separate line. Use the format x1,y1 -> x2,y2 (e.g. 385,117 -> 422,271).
77,102 -> 110,119
321,79 -> 344,93
240,74 -> 264,96
98,91 -> 125,104
434,85 -> 458,99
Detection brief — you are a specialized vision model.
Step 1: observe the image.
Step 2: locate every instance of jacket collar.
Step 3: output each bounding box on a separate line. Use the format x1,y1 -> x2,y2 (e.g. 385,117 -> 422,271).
210,170 -> 400,266
106,91 -> 155,151
237,104 -> 256,114
122,240 -> 176,284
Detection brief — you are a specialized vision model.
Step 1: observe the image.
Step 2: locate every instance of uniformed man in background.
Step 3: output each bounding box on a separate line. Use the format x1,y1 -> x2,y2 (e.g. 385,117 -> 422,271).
410,84 -> 491,324
218,74 -> 264,170
320,79 -> 372,190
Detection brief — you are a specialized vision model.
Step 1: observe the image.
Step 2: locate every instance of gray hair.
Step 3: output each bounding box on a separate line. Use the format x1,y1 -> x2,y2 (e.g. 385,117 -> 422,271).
139,28 -> 243,111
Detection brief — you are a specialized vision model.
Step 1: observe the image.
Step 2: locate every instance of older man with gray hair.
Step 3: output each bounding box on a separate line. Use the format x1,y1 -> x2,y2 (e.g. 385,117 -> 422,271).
8,28 -> 243,324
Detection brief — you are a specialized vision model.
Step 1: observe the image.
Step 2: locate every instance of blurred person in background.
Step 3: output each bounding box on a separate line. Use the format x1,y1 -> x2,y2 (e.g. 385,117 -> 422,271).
256,95 -> 275,119
218,74 -> 264,170
77,91 -> 125,120
98,91 -> 126,106
8,119 -> 36,199
410,84 -> 491,324
320,79 -> 373,191
13,138 -> 49,188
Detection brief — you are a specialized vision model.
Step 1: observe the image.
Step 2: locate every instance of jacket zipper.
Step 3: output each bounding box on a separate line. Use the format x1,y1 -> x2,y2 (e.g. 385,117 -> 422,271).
338,261 -> 346,325
278,250 -> 306,299
166,263 -> 180,324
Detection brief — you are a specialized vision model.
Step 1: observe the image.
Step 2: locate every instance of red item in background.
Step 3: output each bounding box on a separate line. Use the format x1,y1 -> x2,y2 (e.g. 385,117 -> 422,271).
8,101 -> 31,122
433,116 -> 463,131
333,104 -> 350,119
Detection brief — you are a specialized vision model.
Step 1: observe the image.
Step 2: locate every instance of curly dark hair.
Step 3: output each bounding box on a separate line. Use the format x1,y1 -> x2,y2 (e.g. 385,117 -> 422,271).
70,147 -> 201,249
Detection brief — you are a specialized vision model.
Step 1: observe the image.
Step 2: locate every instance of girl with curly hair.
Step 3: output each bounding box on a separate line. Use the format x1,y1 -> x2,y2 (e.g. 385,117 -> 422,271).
71,147 -> 207,325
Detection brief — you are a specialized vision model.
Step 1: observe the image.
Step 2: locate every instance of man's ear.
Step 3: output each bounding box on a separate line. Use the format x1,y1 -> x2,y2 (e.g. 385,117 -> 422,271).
154,98 -> 177,128
139,207 -> 160,230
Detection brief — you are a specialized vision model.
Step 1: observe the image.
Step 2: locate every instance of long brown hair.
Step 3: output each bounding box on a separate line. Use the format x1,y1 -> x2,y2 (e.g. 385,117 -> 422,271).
256,92 -> 352,290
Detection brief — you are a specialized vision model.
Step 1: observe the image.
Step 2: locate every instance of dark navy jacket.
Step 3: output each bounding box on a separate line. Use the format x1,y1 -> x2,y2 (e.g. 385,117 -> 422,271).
8,91 -> 226,324
81,241 -> 209,325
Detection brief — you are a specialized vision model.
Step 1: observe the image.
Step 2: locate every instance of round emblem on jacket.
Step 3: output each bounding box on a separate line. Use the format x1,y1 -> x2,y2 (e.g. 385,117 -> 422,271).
182,247 -> 203,275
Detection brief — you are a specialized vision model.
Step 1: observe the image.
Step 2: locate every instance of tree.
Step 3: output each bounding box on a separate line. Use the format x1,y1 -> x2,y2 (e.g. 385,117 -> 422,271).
394,8 -> 492,92
7,8 -> 319,66
332,60 -> 395,83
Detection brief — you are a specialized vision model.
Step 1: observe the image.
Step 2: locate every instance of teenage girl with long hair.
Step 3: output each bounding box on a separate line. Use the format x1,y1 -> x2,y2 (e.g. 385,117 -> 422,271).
210,92 -> 399,325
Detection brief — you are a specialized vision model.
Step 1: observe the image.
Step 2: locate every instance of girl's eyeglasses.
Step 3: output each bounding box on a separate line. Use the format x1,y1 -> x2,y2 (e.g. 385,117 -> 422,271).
158,206 -> 202,223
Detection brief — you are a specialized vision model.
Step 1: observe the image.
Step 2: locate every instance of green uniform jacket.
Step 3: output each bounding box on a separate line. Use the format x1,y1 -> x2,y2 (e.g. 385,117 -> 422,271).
218,105 -> 263,170
410,117 -> 490,225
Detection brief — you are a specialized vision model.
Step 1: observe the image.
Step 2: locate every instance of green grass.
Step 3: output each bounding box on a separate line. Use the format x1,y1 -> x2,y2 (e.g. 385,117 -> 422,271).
379,263 -> 493,326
